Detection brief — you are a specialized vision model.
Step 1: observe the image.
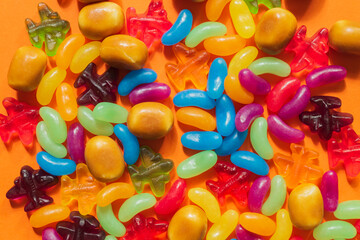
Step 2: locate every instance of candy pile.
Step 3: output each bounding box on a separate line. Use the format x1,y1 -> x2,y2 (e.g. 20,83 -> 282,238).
3,0 -> 360,240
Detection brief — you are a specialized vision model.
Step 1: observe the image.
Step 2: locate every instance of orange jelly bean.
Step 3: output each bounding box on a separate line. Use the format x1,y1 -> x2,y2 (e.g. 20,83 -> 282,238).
239,212 -> 276,236
203,35 -> 246,56
30,204 -> 70,228
205,0 -> 232,21
96,182 -> 135,207
56,34 -> 85,70
329,20 -> 360,55
56,83 -> 77,122
176,107 -> 216,131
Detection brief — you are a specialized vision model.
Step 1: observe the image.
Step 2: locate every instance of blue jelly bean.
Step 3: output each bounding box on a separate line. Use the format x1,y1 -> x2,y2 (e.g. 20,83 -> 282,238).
181,131 -> 222,150
230,151 -> 269,176
36,151 -> 76,176
216,94 -> 236,137
161,9 -> 193,46
113,124 -> 140,165
118,68 -> 157,96
207,58 -> 227,100
215,129 -> 248,156
173,89 -> 216,110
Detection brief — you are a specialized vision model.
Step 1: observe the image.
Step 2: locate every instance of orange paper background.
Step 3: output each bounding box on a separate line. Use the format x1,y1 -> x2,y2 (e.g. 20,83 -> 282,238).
1,0 -> 360,239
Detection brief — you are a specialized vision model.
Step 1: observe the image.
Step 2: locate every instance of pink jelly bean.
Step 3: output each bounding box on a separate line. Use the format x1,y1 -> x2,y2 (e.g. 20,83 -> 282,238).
42,227 -> 62,240
236,224 -> 264,240
320,170 -> 338,212
129,82 -> 171,105
239,69 -> 271,95
306,65 -> 347,88
154,178 -> 186,215
67,123 -> 85,164
248,176 -> 271,212
278,85 -> 311,120
267,115 -> 305,143
235,103 -> 264,132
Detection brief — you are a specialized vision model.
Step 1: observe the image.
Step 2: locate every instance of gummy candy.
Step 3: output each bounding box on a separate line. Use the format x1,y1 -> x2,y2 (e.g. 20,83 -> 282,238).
243,0 -> 281,14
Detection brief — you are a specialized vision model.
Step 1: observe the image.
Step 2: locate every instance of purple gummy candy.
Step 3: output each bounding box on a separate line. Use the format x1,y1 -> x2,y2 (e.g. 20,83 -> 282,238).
239,69 -> 271,95
236,224 -> 264,240
42,227 -> 62,240
306,65 -> 346,88
320,170 -> 339,212
235,103 -> 264,132
67,123 -> 85,164
278,85 -> 311,120
248,176 -> 271,212
129,82 -> 171,105
267,115 -> 305,143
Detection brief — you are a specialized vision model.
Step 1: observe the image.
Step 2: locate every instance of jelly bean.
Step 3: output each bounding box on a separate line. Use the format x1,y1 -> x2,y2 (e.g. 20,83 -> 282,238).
329,20 -> 360,55
204,35 -> 245,57
277,85 -> 311,120
290,237 -> 303,240
206,0 -> 231,21
235,103 -> 264,132
37,67 -> 66,105
56,34 -> 85,70
39,107 -> 67,144
129,82 -> 171,105
67,123 -> 85,164
239,212 -> 276,236
248,57 -> 291,77
85,136 -> 125,182
70,41 -> 101,74
113,124 -> 140,165
188,188 -> 221,223
355,220 -> 360,234
93,102 -> 128,124
176,107 -> 216,131
306,65 -> 347,88
267,115 -> 305,143
105,236 -> 117,240
42,227 -> 62,240
270,209 -> 292,240
215,129 -> 248,156
320,170 -> 338,212
248,176 -> 271,213
96,183 -> 135,207
97,204 -> 126,237
127,102 -> 173,139
77,106 -> 114,136
36,121 -> 67,158
118,68 -> 157,96
118,193 -> 156,222
173,89 -> 216,110
207,210 -> 238,240
181,131 -> 222,150
239,69 -> 271,95
185,22 -> 227,48
30,204 -> 70,228
313,221 -> 357,240
162,9 -> 193,46
155,179 -> 187,215
261,175 -> 287,216
235,224 -> 264,240
177,150 -> 217,179
8,46 -> 47,92
250,117 -> 274,160
207,58 -> 227,99
168,205 -> 208,240
231,151 -> 269,176
334,200 -> 360,219
216,94 -> 235,136
229,0 -> 256,39
56,83 -> 77,122
288,183 -> 324,230
36,151 -> 76,176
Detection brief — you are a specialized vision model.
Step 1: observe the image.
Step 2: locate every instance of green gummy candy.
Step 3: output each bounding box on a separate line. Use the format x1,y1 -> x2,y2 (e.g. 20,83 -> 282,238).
93,102 -> 128,123
77,106 -> 114,136
118,193 -> 156,222
96,205 -> 126,237
36,121 -> 67,158
177,150 -> 217,179
185,22 -> 227,48
313,221 -> 356,240
334,200 -> 360,219
39,107 -> 67,144
250,117 -> 274,160
248,57 -> 291,77
261,175 -> 286,216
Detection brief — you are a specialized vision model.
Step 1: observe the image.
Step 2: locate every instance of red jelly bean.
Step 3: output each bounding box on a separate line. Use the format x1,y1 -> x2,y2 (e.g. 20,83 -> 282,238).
154,179 -> 187,215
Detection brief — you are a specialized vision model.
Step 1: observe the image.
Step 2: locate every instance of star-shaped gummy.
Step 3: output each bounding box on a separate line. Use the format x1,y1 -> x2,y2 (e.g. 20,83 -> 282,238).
285,25 -> 329,72
299,96 -> 353,140
25,2 -> 70,56
6,165 -> 58,212
61,163 -> 105,215
0,97 -> 40,146
56,211 -> 106,240
128,146 -> 174,197
206,160 -> 252,208
244,0 -> 281,14
273,143 -> 323,189
74,63 -> 118,106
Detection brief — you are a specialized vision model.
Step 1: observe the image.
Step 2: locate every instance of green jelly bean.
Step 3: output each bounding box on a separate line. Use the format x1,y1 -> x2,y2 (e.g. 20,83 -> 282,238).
105,236 -> 117,240
96,204 -> 126,237
39,107 -> 67,144
77,106 -> 114,136
313,221 -> 356,240
250,117 -> 273,160
261,175 -> 286,216
334,200 -> 360,219
248,57 -> 291,77
93,102 -> 128,124
177,150 -> 217,179
185,22 -> 227,48
118,193 -> 156,222
36,121 -> 67,158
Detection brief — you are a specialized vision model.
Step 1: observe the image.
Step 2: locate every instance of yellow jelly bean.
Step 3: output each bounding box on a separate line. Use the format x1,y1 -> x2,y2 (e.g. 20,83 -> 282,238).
30,204 -> 70,228
206,0 -> 232,21
36,67 -> 66,105
270,209 -> 293,240
56,34 -> 85,70
176,107 -> 216,131
329,20 -> 360,55
96,182 -> 135,207
255,8 -> 297,55
203,35 -> 246,56
206,210 -> 238,240
70,41 -> 101,74
56,83 -> 77,122
188,188 -> 221,223
239,212 -> 276,236
229,0 -> 255,39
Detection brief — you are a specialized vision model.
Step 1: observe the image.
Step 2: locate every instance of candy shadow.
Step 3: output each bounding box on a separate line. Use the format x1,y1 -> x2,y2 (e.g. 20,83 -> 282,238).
329,49 -> 360,79
171,0 -> 206,20
57,0 -> 72,8
284,0 -> 314,20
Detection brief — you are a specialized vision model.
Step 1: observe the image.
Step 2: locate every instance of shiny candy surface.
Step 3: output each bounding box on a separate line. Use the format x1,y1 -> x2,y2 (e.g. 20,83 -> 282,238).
173,89 -> 216,110
67,123 -> 85,164
235,224 -> 264,240
334,200 -> 360,219
162,9 -> 193,46
277,85 -> 311,120
205,0 -> 232,21
215,129 -> 248,156
235,103 -> 264,132
96,204 -> 126,237
129,82 -> 171,105
30,205 -> 70,228
118,193 -> 157,222
267,115 -> 305,143
320,170 -> 338,212
93,103 -> 128,124
118,68 -> 157,96
239,212 -> 276,236
229,0 -> 256,39
177,150 -> 217,179
244,0 -> 281,14
188,188 -> 221,223
250,117 -> 274,160
270,209 -> 293,240
329,20 -> 360,55
239,69 -> 271,95
56,83 -> 77,122
204,35 -> 245,56
37,67 -> 66,106
154,179 -> 187,215
176,107 -> 216,131
313,221 -> 357,240
39,107 -> 67,144
306,65 -> 347,88
206,210 -> 238,240
231,151 -> 269,176
77,106 -> 114,136
96,182 -> 135,207
248,57 -> 291,77
114,124 -> 140,165
261,175 -> 287,216
185,22 -> 227,48
207,58 -> 227,99
36,121 -> 67,158
216,94 -> 235,136
248,176 -> 271,213
36,151 -> 76,176
181,131 -> 223,150
42,227 -> 62,240
70,41 -> 101,74
56,34 -> 85,70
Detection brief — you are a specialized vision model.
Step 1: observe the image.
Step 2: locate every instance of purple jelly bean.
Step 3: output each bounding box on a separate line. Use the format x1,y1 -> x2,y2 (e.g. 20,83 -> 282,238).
248,176 -> 271,212
129,82 -> 171,105
235,224 -> 264,240
42,227 -> 62,240
306,65 -> 347,88
235,103 -> 264,132
320,170 -> 339,212
239,69 -> 271,95
67,123 -> 85,164
267,115 -> 305,143
278,85 -> 311,120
